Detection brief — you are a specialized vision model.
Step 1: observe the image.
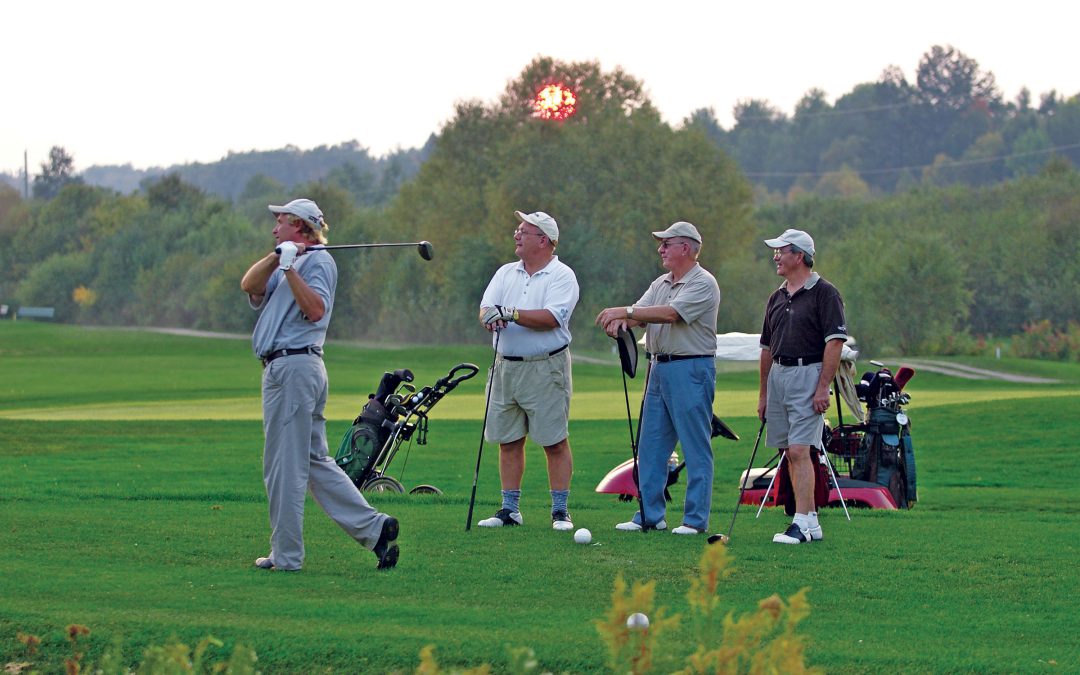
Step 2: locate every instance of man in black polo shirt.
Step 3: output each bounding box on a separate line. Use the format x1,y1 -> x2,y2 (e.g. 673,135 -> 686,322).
758,229 -> 847,544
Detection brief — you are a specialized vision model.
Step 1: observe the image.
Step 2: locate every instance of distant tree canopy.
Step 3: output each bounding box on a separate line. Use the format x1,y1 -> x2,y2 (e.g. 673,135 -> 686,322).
686,45 -> 1080,200
32,146 -> 84,200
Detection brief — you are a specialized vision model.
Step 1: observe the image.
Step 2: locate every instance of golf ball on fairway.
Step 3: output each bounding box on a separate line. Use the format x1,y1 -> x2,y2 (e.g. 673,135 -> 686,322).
574,528 -> 592,544
626,612 -> 650,630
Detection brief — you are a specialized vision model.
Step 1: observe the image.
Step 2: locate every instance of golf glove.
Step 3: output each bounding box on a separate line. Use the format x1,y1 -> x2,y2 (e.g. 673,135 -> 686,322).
481,305 -> 516,325
277,242 -> 298,271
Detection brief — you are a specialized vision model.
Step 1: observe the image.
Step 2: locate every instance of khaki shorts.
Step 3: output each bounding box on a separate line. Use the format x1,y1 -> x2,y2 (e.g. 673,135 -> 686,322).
485,349 -> 572,447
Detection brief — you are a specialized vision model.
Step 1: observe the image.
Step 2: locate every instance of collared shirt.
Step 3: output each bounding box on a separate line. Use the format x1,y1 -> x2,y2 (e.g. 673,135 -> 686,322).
480,255 -> 580,358
638,263 -> 721,355
759,272 -> 847,358
250,250 -> 337,358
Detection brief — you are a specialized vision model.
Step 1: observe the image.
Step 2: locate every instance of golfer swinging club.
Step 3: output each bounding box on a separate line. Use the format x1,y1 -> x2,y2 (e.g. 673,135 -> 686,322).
476,210 -> 580,531
596,221 -> 720,535
241,198 -> 400,571
758,228 -> 847,544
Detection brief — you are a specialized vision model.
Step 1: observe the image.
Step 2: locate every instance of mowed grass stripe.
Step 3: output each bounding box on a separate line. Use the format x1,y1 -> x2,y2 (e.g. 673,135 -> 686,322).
1,387 -> 1076,421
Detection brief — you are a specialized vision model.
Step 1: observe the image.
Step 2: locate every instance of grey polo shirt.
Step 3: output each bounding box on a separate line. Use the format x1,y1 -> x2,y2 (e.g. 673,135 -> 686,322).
638,263 -> 721,355
250,251 -> 337,358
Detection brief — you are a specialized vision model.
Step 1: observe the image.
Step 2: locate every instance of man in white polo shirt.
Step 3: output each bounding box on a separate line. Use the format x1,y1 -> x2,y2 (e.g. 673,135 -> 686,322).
597,221 -> 721,535
476,210 -> 580,531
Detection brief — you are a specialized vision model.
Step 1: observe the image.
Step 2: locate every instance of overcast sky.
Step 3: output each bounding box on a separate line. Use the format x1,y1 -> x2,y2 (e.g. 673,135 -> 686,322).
5,0 -> 1078,175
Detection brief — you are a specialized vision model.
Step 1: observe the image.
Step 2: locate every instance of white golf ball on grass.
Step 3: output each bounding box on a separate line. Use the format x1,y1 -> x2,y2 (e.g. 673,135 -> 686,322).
573,528 -> 592,544
626,612 -> 650,630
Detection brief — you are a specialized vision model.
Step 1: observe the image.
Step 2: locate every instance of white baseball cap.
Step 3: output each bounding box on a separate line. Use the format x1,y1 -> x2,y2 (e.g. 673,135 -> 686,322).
515,210 -> 559,243
764,228 -> 815,257
269,198 -> 325,231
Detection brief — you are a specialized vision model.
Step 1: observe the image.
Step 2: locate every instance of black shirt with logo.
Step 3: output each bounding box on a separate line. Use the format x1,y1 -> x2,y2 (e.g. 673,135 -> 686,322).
760,274 -> 848,359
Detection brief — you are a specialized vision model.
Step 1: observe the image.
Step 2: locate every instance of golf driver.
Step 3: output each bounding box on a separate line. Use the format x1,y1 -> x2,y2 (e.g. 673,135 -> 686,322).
465,329 -> 500,531
611,328 -> 648,533
709,417 -> 766,545
275,240 -> 434,261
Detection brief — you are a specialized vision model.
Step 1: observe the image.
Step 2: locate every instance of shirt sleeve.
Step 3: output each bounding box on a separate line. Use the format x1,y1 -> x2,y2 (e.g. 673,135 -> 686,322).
541,265 -> 580,328
669,273 -> 720,325
820,285 -> 848,344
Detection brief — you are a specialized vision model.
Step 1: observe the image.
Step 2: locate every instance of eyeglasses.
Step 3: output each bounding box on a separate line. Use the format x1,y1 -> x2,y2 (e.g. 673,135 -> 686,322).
773,247 -> 793,256
514,227 -> 545,238
659,240 -> 689,250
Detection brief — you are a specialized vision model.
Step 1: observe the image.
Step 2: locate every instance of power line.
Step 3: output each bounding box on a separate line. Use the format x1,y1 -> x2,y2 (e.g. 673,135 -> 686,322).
743,142 -> 1080,178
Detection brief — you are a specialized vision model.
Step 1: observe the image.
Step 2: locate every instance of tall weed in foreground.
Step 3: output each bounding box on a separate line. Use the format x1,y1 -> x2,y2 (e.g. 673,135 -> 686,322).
597,544 -> 820,675
6,625 -> 257,675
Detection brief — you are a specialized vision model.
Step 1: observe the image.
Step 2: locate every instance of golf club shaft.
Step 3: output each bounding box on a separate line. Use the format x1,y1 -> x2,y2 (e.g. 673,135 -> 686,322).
632,360 -> 652,531
465,330 -> 500,531
725,418 -> 766,540
274,240 -> 434,261
311,242 -> 420,251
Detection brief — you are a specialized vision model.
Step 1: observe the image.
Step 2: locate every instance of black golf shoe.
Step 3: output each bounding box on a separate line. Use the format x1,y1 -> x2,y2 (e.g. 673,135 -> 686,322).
373,517 -> 400,570
772,522 -> 812,544
551,510 -> 574,531
477,508 -> 523,527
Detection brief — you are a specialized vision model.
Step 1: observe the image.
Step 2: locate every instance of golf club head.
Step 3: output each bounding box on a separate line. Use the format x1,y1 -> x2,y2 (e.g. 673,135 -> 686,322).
417,241 -> 434,261
614,327 -> 638,378
711,414 -> 740,441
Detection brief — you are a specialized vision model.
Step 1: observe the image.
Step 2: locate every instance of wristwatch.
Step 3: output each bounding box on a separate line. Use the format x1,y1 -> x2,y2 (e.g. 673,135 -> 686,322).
512,308 -> 520,322
626,306 -> 635,319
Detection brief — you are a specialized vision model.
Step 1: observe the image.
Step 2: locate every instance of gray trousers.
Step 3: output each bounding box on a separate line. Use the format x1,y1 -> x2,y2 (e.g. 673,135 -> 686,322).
261,354 -> 388,570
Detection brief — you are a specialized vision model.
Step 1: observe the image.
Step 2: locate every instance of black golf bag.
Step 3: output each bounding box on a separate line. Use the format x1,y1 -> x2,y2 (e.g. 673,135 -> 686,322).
851,366 -> 918,508
334,363 -> 479,494
335,369 -> 413,488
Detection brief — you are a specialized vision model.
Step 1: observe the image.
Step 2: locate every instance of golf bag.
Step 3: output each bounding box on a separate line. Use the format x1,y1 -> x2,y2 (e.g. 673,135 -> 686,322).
335,363 -> 479,494
851,365 -> 918,508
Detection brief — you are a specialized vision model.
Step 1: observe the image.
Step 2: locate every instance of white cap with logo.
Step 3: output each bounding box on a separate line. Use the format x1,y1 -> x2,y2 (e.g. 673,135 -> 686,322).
269,198 -> 325,231
515,210 -> 559,244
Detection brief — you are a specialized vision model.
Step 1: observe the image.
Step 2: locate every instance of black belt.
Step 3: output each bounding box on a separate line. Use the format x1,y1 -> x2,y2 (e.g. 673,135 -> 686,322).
773,355 -> 822,367
262,346 -> 322,366
651,353 -> 713,363
501,344 -> 569,362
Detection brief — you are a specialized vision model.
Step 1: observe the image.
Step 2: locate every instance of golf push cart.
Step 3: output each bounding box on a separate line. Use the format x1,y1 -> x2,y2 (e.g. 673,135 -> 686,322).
334,362 -> 479,495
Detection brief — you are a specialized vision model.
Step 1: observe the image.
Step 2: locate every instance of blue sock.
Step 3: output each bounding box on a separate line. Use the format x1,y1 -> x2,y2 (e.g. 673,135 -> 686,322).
551,489 -> 569,514
501,489 -> 521,513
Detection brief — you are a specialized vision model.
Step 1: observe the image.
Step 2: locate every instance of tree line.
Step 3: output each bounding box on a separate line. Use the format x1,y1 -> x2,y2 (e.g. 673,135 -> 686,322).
2,56 -> 1078,358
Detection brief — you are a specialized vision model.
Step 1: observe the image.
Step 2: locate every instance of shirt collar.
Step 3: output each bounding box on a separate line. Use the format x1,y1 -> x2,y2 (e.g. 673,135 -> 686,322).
777,271 -> 820,295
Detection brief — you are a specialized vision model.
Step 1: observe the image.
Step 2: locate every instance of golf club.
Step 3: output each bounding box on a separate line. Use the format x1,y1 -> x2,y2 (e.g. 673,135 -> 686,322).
275,240 -> 434,261
634,358 -> 655,532
709,417 -> 766,545
465,329 -> 500,531
611,328 -> 648,533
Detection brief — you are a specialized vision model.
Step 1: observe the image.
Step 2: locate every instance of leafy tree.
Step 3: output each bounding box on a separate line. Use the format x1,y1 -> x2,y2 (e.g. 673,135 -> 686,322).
378,57 -> 755,345
32,146 -> 84,200
915,45 -> 1002,112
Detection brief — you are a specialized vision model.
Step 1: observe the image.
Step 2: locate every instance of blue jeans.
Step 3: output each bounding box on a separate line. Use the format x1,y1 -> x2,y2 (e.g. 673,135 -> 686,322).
634,357 -> 716,531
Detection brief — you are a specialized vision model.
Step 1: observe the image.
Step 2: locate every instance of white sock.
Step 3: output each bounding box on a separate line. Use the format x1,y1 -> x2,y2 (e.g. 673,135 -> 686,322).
793,513 -> 810,530
808,511 -> 820,529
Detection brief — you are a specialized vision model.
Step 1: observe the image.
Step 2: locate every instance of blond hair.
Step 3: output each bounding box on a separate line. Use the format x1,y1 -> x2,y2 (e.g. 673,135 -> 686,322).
287,214 -> 329,245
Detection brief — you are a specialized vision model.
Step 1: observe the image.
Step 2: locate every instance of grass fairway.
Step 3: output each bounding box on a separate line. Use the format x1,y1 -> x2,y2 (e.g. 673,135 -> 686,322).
1,322 -> 1078,673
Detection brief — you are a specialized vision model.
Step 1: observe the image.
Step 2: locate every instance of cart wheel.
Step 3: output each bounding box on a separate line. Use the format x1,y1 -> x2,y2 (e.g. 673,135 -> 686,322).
362,476 -> 406,494
409,484 -> 443,496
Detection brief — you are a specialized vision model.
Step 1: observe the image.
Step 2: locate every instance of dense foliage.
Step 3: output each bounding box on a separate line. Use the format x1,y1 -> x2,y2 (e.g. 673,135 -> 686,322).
687,45 -> 1080,200
2,54 -> 1078,357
